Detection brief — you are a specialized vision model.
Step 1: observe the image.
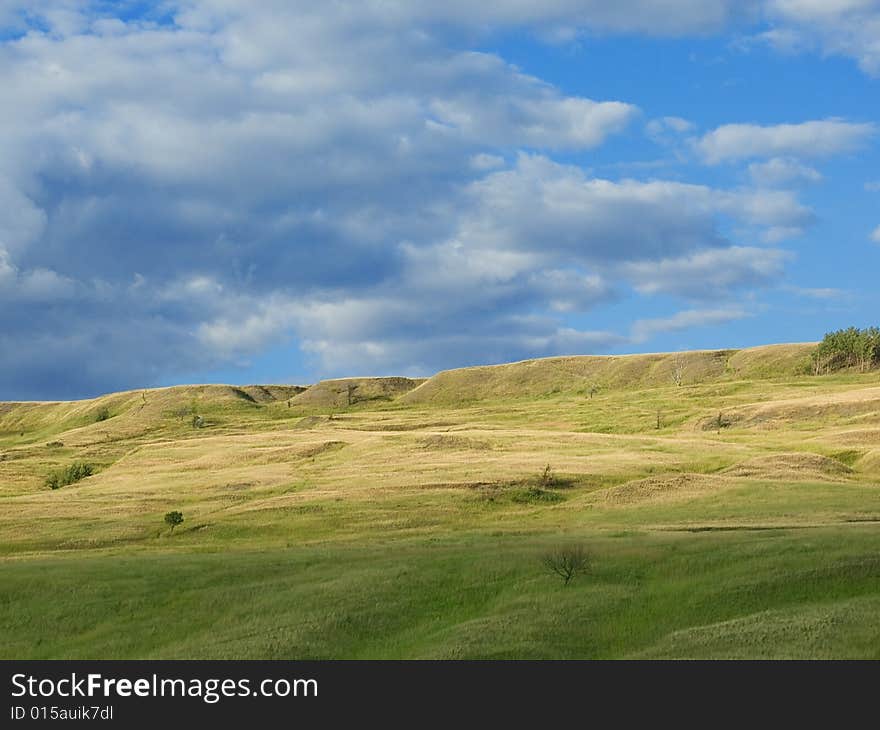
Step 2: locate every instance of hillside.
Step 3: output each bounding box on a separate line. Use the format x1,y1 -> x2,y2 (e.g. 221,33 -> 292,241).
3,340 -> 880,659
400,343 -> 815,405
291,376 -> 425,408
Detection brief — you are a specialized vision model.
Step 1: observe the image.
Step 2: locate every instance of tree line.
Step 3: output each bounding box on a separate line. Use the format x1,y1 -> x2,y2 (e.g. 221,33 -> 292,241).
812,326 -> 880,374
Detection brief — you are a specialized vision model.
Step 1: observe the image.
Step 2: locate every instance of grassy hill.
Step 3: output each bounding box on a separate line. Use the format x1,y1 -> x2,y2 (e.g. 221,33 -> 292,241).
400,343 -> 815,405
2,342 -> 880,659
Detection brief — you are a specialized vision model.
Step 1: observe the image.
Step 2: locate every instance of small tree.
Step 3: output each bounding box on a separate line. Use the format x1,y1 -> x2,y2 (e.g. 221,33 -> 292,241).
542,544 -> 591,587
164,511 -> 184,533
346,382 -> 359,406
540,463 -> 555,487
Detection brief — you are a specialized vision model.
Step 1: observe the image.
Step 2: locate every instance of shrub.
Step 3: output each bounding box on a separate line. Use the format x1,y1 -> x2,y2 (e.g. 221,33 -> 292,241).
45,462 -> 93,490
511,487 -> 564,505
164,511 -> 184,533
542,544 -> 591,586
94,407 -> 111,422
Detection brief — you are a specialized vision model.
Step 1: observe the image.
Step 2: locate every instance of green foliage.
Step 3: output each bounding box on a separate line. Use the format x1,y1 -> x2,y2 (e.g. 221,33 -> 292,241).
812,327 -> 880,374
164,511 -> 184,533
94,407 -> 111,422
45,462 -> 93,490
510,487 -> 564,504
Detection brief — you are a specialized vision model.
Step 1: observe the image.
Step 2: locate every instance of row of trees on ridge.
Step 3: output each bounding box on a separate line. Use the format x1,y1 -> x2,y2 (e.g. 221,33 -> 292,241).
812,327 -> 880,374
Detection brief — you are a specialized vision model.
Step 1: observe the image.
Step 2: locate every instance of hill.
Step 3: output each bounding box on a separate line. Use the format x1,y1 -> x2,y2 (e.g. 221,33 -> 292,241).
4,339 -> 880,660
400,343 -> 815,405
291,376 -> 425,408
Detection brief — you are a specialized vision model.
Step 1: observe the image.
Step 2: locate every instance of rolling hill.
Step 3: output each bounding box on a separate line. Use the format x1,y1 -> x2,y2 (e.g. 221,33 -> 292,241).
2,340 -> 880,660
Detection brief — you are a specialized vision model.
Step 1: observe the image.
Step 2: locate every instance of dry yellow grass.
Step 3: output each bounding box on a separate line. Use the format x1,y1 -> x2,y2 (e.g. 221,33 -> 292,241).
722,453 -> 853,481
401,343 -> 816,405
4,344 -> 880,659
2,342 -> 880,554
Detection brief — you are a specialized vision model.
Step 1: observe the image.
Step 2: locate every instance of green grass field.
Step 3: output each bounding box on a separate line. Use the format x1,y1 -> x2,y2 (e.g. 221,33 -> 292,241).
2,344 -> 880,658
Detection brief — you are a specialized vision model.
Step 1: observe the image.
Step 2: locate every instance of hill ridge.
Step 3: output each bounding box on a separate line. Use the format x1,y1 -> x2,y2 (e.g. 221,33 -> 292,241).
0,343 -> 818,413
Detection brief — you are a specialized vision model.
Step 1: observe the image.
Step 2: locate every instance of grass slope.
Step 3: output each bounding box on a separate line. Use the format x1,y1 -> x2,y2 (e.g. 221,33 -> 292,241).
400,343 -> 815,405
2,343 -> 880,659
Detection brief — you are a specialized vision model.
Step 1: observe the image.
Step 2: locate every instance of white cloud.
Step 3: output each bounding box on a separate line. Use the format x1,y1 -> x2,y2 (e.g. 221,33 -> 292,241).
646,115 -> 696,144
747,1 -> 880,75
695,119 -> 875,163
625,247 -> 789,298
748,157 -> 823,186
0,249 -> 77,302
786,285 -> 848,299
0,2 -> 821,397
455,154 -> 810,262
428,92 -> 638,150
871,225 -> 880,243
631,307 -> 750,342
470,153 -> 505,171
172,1 -> 756,39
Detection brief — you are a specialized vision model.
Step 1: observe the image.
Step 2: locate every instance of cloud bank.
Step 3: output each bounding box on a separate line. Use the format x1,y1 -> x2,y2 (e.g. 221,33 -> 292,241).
0,1 -> 870,398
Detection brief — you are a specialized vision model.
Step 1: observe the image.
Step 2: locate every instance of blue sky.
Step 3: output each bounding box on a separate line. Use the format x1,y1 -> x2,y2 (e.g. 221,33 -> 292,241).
1,1 -> 879,399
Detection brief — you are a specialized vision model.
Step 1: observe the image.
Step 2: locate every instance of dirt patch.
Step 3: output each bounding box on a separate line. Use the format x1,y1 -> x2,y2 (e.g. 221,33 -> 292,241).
827,429 -> 880,446
241,385 -> 307,403
418,434 -> 492,450
294,415 -> 328,429
696,412 -> 741,431
297,441 -> 347,459
221,481 -> 255,491
416,480 -> 498,491
229,387 -> 258,403
603,473 -> 730,505
722,453 -> 852,481
362,421 -> 456,432
292,377 -> 424,408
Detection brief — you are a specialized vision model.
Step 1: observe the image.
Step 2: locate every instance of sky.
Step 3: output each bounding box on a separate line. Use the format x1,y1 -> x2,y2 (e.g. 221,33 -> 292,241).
1,1 -> 879,400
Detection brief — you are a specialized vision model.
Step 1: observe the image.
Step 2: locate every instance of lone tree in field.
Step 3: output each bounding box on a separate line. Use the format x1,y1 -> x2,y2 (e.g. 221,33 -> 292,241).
164,511 -> 184,534
543,544 -> 591,587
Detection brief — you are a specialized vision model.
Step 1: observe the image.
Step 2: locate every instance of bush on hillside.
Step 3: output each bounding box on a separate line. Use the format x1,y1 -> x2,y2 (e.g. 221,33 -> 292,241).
45,462 -> 94,490
812,327 -> 880,374
164,511 -> 184,533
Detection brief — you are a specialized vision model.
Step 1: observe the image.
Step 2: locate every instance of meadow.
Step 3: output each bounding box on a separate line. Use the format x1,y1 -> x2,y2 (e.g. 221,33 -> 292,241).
2,344 -> 879,659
